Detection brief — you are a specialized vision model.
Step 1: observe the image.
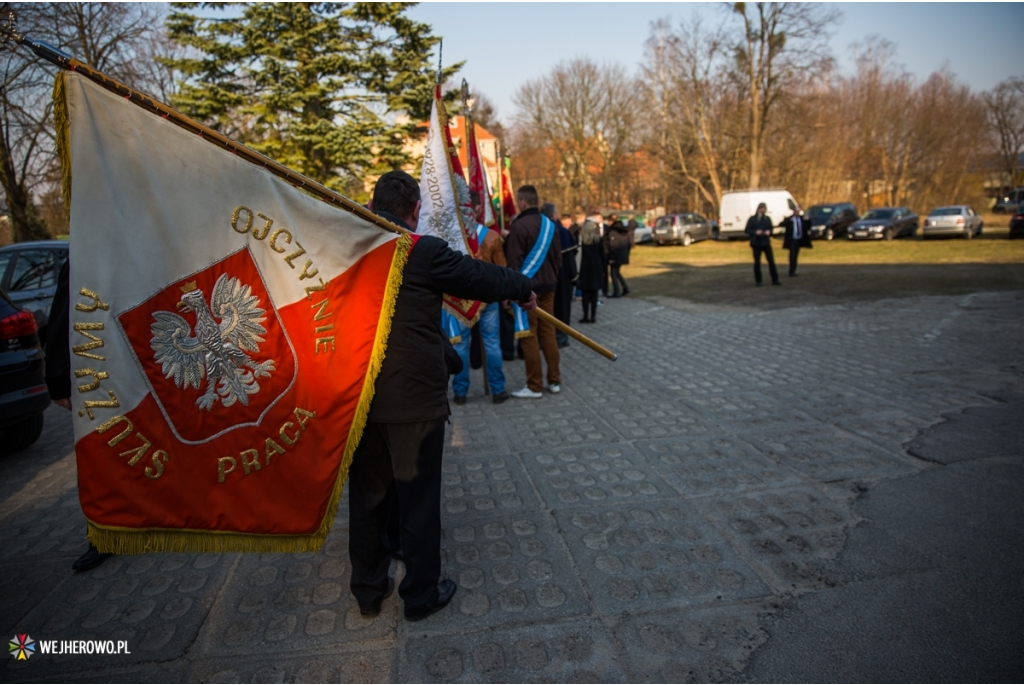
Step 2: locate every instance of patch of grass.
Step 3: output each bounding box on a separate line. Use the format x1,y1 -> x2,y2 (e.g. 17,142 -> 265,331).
624,233 -> 1024,308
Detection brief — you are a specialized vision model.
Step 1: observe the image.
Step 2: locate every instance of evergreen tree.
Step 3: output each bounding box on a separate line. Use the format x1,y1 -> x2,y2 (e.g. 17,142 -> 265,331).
164,2 -> 458,197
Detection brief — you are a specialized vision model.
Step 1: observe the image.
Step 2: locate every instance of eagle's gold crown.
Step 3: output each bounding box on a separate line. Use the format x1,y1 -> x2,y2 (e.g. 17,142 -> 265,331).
180,280 -> 199,294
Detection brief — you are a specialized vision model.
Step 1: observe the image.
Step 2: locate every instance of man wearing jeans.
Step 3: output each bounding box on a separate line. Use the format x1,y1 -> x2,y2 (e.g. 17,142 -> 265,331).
506,185 -> 562,398
451,192 -> 512,405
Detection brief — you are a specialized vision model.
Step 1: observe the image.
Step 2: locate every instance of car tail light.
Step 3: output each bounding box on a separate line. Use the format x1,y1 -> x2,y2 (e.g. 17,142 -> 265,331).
955,216 -> 964,224
0,310 -> 38,339
1014,213 -> 1024,221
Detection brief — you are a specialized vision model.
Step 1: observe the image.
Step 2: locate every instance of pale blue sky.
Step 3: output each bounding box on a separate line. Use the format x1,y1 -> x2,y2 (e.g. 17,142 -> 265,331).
408,2 -> 1024,123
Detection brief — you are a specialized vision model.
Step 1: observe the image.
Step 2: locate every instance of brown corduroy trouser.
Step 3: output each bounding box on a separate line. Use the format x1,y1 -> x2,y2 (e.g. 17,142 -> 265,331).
522,291 -> 561,392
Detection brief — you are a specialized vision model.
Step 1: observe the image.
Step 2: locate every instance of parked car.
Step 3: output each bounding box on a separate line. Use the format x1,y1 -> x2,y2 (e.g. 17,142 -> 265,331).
847,207 -> 919,241
922,205 -> 983,239
652,213 -> 715,246
0,286 -> 49,453
1010,210 -> 1024,239
992,188 -> 1024,214
806,202 -> 858,240
718,190 -> 798,239
0,240 -> 68,340
632,221 -> 652,244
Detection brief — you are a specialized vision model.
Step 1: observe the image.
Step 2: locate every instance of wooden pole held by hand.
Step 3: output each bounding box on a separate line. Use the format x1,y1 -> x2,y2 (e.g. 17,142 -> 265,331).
534,309 -> 617,361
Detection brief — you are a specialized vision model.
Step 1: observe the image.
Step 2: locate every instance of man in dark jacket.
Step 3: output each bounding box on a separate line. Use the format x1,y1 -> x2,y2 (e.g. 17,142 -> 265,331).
505,186 -> 562,398
352,171 -> 535,622
604,216 -> 631,297
781,206 -> 813,277
744,203 -> 781,286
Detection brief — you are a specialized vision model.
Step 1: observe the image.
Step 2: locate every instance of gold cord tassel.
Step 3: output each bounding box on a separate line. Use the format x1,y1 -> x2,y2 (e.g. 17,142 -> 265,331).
52,71 -> 72,221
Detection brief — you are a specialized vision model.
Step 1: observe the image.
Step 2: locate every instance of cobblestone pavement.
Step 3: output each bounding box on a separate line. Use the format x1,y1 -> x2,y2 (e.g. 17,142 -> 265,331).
3,290 -> 1022,682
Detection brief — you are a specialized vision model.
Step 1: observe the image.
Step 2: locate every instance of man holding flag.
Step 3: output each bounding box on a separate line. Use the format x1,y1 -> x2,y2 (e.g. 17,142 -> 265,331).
506,185 -> 562,398
351,170 -> 536,621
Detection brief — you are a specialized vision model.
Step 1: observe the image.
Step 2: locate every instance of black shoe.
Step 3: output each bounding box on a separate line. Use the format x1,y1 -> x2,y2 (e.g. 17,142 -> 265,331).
453,395 -> 466,406
579,318 -> 590,324
772,281 -> 782,286
557,340 -> 570,349
72,544 -> 112,573
492,391 -> 510,404
405,579 -> 457,622
789,273 -> 798,277
359,576 -> 396,617
621,288 -> 630,296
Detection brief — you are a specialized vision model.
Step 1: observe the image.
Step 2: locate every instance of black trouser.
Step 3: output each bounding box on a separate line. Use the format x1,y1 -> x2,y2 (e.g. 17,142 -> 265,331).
752,245 -> 780,284
499,303 -> 515,360
348,418 -> 446,612
788,246 -> 801,276
610,263 -> 627,296
581,289 -> 598,321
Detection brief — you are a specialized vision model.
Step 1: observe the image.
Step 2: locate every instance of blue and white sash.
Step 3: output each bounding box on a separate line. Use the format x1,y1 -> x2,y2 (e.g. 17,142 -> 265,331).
512,215 -> 556,338
441,308 -> 468,344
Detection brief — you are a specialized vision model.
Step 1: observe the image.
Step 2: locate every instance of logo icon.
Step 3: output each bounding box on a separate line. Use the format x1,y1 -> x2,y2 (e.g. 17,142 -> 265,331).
150,273 -> 277,411
9,634 -> 35,660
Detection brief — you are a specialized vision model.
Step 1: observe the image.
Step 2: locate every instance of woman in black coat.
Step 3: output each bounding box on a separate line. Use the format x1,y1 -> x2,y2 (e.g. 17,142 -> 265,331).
604,218 -> 632,297
577,220 -> 605,323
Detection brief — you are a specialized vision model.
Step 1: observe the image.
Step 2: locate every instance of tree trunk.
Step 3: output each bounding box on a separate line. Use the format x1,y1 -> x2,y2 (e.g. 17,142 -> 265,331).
0,130 -> 49,243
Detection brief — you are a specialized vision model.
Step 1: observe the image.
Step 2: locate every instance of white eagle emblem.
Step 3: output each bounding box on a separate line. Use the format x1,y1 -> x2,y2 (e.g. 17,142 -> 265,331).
150,274 -> 276,410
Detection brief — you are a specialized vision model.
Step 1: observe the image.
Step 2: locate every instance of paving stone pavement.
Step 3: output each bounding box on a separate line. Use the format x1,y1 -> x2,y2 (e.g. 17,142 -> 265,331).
2,290 -> 1022,682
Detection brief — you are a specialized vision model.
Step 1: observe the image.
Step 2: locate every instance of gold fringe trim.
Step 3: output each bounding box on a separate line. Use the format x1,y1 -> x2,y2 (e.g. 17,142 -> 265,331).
448,335 -> 462,344
53,71 -> 72,222
514,329 -> 533,340
87,234 -> 413,554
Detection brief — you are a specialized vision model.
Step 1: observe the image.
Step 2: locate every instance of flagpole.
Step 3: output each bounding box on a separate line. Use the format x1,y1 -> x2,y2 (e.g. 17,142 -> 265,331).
535,309 -> 616,361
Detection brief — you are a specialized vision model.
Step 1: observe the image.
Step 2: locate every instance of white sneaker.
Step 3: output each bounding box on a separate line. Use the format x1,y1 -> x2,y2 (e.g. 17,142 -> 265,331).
511,386 -> 543,399
548,383 -> 561,394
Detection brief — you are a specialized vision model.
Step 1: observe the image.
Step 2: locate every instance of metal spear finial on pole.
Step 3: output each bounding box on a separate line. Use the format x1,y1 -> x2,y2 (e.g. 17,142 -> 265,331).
435,38 -> 443,84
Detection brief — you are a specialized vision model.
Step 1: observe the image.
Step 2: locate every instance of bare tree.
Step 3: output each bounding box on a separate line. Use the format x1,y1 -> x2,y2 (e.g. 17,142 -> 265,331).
983,77 -> 1024,192
0,2 -> 167,242
513,57 -> 639,210
729,1 -> 839,189
643,17 -> 745,214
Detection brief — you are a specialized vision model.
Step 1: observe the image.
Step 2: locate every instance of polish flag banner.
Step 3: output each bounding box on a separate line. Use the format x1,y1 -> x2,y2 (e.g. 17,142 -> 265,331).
416,85 -> 482,327
58,72 -> 411,554
499,156 -> 518,227
466,117 -> 495,228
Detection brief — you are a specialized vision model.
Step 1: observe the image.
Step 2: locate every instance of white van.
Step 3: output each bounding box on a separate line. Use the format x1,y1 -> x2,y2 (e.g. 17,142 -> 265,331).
718,190 -> 798,239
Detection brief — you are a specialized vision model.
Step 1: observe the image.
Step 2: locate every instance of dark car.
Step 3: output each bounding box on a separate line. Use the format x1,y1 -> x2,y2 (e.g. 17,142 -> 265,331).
0,286 -> 49,452
652,213 -> 714,246
993,188 -> 1023,214
806,202 -> 858,240
847,207 -> 919,241
0,240 -> 69,340
1010,210 -> 1024,239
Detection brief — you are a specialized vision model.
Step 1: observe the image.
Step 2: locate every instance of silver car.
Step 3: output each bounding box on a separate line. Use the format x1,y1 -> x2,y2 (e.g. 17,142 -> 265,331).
652,213 -> 714,246
922,205 -> 983,239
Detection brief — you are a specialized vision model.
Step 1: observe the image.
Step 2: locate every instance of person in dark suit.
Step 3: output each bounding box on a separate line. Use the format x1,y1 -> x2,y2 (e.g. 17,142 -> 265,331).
781,206 -> 813,277
352,171 -> 535,622
577,219 -> 605,322
744,203 -> 780,286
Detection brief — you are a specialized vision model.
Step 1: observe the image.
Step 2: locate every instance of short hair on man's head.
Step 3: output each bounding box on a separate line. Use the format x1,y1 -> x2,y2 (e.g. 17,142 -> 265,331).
561,214 -> 573,222
516,185 -> 539,208
540,202 -> 557,220
757,202 -> 767,210
372,170 -> 420,219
